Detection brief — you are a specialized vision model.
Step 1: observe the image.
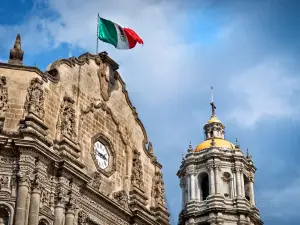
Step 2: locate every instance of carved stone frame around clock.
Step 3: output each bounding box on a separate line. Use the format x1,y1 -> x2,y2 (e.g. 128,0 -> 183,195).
91,133 -> 116,177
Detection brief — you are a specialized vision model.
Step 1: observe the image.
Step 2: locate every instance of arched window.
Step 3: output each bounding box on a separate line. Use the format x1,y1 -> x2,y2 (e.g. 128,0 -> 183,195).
222,172 -> 232,199
0,207 -> 9,225
244,175 -> 251,201
38,219 -> 49,225
199,173 -> 209,201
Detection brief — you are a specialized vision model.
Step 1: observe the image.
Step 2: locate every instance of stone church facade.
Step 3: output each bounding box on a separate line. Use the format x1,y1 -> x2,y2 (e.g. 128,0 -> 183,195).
177,100 -> 263,225
0,35 -> 170,225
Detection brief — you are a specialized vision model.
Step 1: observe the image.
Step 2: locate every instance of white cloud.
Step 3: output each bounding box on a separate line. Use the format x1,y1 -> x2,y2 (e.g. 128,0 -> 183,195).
228,58 -> 300,127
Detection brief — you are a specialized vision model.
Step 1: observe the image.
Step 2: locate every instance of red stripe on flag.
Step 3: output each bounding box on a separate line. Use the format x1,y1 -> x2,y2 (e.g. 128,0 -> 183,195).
123,28 -> 143,49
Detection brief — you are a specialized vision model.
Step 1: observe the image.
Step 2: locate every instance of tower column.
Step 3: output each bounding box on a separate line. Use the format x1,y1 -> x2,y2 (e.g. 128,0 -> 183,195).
27,177 -> 42,225
186,175 -> 191,202
14,175 -> 31,225
54,189 -> 65,225
249,178 -> 256,206
240,171 -> 245,197
208,166 -> 215,195
180,179 -> 185,209
236,168 -> 242,197
191,174 -> 196,200
214,165 -> 220,194
232,169 -> 237,197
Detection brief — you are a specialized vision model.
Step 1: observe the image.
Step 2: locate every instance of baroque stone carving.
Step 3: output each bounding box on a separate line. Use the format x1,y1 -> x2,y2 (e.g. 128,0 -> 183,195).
90,172 -> 101,190
24,78 -> 45,119
131,150 -> 144,191
113,190 -> 128,208
148,142 -> 154,156
0,176 -> 9,189
152,171 -> 166,207
97,56 -> 117,102
0,76 -> 8,112
41,190 -> 50,206
78,211 -> 89,225
56,96 -> 77,140
31,173 -> 43,191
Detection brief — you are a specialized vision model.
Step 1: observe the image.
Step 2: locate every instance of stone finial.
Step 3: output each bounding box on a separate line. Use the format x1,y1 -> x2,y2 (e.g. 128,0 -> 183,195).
187,141 -> 193,153
181,153 -> 185,162
246,148 -> 252,160
8,34 -> 24,65
235,137 -> 240,148
148,142 -> 154,155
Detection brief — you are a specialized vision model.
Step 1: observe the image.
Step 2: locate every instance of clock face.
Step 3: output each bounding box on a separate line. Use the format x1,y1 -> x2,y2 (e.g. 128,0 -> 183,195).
94,141 -> 109,169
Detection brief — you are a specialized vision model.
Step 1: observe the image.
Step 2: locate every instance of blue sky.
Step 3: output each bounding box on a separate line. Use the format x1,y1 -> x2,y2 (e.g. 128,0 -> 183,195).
1,0 -> 300,224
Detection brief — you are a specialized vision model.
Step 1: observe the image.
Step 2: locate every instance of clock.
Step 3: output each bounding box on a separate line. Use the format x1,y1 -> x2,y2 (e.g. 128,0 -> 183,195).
94,141 -> 109,169
91,134 -> 116,177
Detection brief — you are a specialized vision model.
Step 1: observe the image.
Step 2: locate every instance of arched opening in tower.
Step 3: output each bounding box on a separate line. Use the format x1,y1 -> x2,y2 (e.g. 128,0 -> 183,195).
200,173 -> 209,200
244,174 -> 251,201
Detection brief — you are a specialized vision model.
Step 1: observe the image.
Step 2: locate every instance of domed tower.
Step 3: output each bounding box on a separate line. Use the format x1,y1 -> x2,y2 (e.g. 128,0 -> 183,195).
177,88 -> 263,225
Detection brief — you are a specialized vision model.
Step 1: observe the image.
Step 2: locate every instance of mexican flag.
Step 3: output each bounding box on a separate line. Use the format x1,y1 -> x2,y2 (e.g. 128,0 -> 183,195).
98,17 -> 144,49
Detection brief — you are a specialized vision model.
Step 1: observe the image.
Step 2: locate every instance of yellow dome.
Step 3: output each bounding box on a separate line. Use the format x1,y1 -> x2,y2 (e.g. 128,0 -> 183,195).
207,115 -> 221,124
195,138 -> 235,152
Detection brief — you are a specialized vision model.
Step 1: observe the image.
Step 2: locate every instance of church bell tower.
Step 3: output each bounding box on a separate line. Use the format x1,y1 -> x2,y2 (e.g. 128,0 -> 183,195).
177,88 -> 263,225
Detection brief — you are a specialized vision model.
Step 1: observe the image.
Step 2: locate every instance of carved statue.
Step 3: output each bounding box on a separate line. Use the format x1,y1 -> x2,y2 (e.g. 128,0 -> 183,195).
97,62 -> 116,102
131,150 -> 144,191
24,78 -> 45,119
152,171 -> 166,207
56,96 -> 76,140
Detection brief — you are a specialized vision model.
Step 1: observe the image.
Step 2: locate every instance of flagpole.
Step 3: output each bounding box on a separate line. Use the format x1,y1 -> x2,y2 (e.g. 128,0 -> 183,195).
96,13 -> 99,54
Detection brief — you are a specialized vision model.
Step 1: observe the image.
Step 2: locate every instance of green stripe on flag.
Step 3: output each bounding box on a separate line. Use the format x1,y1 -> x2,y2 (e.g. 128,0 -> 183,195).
98,17 -> 118,47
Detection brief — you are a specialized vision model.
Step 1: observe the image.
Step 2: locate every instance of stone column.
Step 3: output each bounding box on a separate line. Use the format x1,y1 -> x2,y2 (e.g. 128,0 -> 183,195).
209,166 -> 215,195
54,191 -> 65,225
27,177 -> 42,225
236,169 -> 242,197
232,171 -> 237,198
191,174 -> 195,200
249,178 -> 256,206
187,175 -> 191,201
240,171 -> 245,197
180,179 -> 185,209
230,178 -> 234,198
214,165 -> 220,194
65,205 -> 75,225
14,175 -> 31,225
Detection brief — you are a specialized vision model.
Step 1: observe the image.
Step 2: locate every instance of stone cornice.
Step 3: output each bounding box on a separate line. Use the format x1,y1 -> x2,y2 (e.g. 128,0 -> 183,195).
0,62 -> 59,83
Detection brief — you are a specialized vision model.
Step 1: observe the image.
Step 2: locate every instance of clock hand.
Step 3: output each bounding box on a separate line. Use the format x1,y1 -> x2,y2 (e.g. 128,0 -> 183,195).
95,151 -> 106,160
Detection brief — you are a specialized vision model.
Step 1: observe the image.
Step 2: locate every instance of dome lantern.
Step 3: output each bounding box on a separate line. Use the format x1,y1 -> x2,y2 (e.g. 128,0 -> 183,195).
203,87 -> 225,140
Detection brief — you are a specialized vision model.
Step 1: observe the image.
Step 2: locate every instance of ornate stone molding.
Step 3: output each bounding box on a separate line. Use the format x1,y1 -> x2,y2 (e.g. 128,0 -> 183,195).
24,78 -> 45,119
0,76 -> 8,112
